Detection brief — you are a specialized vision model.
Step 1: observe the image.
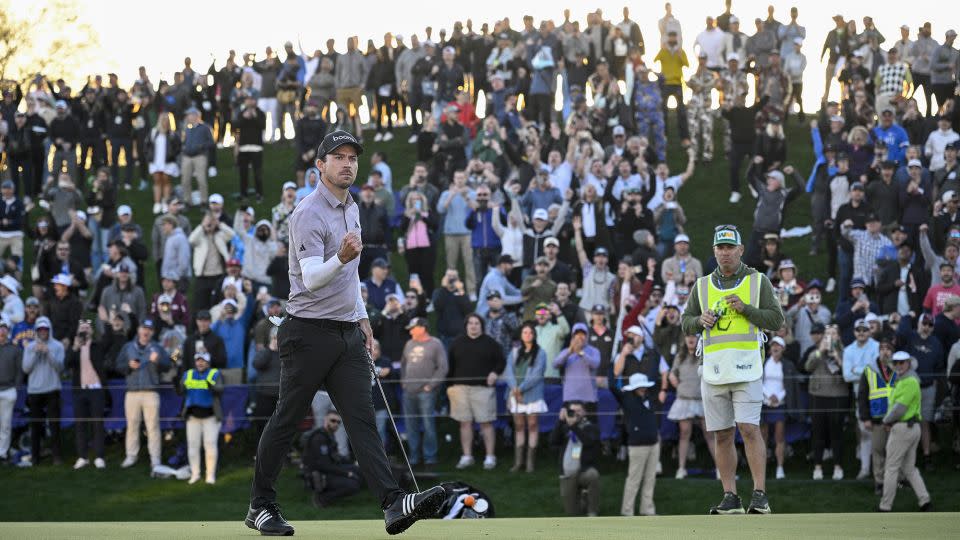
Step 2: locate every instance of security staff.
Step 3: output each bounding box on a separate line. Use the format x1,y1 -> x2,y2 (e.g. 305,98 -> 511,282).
878,351 -> 933,512
178,352 -> 223,485
246,130 -> 444,536
856,338 -> 896,494
680,224 -> 784,515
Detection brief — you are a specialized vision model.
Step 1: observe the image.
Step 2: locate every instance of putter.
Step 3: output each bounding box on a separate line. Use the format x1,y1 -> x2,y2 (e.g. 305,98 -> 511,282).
368,356 -> 420,493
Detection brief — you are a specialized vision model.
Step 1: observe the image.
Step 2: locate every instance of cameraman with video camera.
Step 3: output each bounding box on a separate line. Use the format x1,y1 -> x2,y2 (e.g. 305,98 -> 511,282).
66,319 -> 107,469
549,401 -> 600,516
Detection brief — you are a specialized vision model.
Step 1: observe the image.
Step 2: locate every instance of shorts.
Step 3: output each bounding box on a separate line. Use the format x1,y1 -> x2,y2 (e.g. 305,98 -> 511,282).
336,87 -> 363,114
920,384 -> 936,423
447,385 -> 496,423
508,396 -> 549,415
701,378 -> 763,432
762,404 -> 786,424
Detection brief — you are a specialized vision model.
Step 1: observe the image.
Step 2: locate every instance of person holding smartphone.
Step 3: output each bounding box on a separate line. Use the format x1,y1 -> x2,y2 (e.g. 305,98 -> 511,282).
805,324 -> 849,481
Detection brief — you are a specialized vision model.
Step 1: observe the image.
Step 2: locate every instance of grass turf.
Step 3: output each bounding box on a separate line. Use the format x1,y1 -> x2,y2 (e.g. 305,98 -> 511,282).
3,514 -> 957,539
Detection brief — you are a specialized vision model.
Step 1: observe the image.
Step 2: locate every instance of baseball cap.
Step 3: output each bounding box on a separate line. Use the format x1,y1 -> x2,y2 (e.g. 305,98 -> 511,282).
544,237 -> 560,248
0,180 -> 13,190
282,181 -> 297,192
729,15 -> 739,24
766,170 -> 785,184
674,234 -> 690,244
591,304 -> 607,314
805,279 -> 824,293
0,316 -> 9,329
194,352 -> 211,362
196,309 -> 212,320
770,336 -> 786,348
318,129 -> 363,161
115,263 -> 131,274
891,351 -> 911,363
25,296 -> 40,306
0,275 -> 20,293
35,316 -> 52,330
697,50 -> 708,59
881,159 -> 898,169
405,316 -> 428,330
810,322 -> 826,334
49,274 -> 72,288
778,259 -> 796,270
535,256 -> 550,266
850,277 -> 867,289
497,254 -> 515,265
612,125 -> 626,136
907,159 -> 922,168
139,318 -> 155,329
222,298 -> 239,310
947,29 -> 958,37
55,100 -> 68,109
158,294 -> 173,304
594,247 -> 609,257
865,212 -> 880,223
485,290 -> 502,300
864,312 -> 880,324
625,325 -> 644,337
371,257 -> 390,269
726,52 -> 740,62
227,258 -> 241,267
385,292 -> 401,303
854,318 -> 870,330
713,225 -> 741,246
532,208 -> 549,221
571,322 -> 588,336
947,141 -> 960,151
208,193 -> 224,205
763,233 -> 780,242
185,106 -> 200,116
117,205 -> 132,217
942,190 -> 958,203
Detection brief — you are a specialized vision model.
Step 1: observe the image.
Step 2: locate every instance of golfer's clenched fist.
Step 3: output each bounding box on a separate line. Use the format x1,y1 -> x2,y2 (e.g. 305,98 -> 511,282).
338,231 -> 362,263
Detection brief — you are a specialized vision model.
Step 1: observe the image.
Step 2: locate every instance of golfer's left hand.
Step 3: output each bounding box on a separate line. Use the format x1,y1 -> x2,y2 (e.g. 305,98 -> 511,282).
725,295 -> 746,313
359,319 -> 374,357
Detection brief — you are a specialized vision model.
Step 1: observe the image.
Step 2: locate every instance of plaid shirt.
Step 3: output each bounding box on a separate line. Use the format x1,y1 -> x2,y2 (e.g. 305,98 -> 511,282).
844,228 -> 893,286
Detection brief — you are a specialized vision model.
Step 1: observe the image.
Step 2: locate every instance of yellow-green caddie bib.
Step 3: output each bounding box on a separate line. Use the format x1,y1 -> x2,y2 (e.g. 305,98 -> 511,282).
698,272 -> 762,384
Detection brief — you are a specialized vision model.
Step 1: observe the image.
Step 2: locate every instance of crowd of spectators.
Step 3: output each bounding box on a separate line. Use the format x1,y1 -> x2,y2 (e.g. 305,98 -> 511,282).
0,1 -> 958,515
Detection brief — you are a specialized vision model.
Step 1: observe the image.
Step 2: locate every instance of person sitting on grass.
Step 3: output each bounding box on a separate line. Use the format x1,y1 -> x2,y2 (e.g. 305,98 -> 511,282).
303,410 -> 362,508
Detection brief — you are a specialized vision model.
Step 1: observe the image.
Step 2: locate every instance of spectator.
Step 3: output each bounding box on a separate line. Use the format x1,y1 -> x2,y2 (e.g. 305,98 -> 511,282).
573,220 -> 615,312
535,302 -> 571,381
476,254 -> 523,317
871,110 -> 909,164
465,185 -> 503,294
0,275 -> 23,325
925,115 -> 959,171
447,314 -> 505,470
45,273 -> 82,349
549,401 -> 601,517
22,316 -> 64,466
923,262 -> 960,316
356,186 -> 389,280
363,258 -> 404,312
897,313 -> 945,469
0,180 -> 25,266
878,242 -> 925,315
400,317 -> 448,468
179,108 -> 215,211
11,297 -> 40,349
610,372 -> 660,516
150,196 -> 190,278
661,234 -> 702,286
668,334 -> 714,479
302,410 -> 362,508
149,276 -> 190,331
238,219 -> 277,289
430,270 -> 472,348
117,319 -> 169,469
843,318 -> 880,480
97,264 -> 146,335
873,48 -> 912,115
399,191 -> 439,296
554,323 -> 601,414
212,296 -> 254,384
182,310 -> 227,370
0,316 -> 21,461
189,213 -> 235,311
158,215 -> 191,291
805,324 -> 849,481
836,278 -> 879,344
43,173 -> 84,236
232,95 -> 267,202
177,351 -> 223,485
744,165 -> 804,262
787,282 -> 832,355
521,257 -> 557,321
504,321 -> 547,473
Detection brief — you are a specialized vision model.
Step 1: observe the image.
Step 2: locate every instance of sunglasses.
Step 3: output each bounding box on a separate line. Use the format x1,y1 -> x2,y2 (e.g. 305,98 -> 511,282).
714,224 -> 737,232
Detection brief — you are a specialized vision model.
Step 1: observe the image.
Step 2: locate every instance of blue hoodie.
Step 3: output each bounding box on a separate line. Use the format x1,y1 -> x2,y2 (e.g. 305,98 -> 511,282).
212,298 -> 255,369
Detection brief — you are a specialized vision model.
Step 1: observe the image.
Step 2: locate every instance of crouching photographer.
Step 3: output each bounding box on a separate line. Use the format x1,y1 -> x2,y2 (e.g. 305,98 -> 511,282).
302,411 -> 361,508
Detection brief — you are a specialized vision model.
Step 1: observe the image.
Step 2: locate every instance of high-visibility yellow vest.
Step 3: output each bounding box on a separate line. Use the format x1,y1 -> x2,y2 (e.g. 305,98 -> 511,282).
865,365 -> 895,419
698,272 -> 762,384
182,368 -> 219,390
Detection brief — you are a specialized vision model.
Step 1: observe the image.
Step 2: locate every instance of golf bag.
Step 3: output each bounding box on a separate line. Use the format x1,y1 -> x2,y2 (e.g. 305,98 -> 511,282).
437,481 -> 495,519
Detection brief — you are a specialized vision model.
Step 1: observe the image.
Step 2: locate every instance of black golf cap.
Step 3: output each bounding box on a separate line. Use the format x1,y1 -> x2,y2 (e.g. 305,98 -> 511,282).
317,130 -> 363,161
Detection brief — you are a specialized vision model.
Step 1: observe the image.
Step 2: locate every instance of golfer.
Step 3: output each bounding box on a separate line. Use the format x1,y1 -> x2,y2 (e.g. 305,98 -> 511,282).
246,130 -> 444,536
680,225 -> 784,515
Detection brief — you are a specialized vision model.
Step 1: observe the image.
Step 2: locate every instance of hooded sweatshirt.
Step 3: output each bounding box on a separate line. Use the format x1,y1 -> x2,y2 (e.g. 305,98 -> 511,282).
242,219 -> 278,284
116,337 -> 171,391
22,320 -> 65,394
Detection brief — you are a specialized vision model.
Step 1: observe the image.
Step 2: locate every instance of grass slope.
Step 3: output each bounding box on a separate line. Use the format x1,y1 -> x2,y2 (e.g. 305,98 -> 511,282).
3,513 -> 958,539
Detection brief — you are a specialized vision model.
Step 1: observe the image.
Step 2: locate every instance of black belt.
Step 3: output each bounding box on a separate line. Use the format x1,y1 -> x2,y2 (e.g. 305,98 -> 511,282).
288,314 -> 357,331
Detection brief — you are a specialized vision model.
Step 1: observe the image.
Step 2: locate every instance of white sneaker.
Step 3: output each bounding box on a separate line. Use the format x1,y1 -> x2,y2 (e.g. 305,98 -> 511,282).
776,466 -> 785,480
152,202 -> 162,215
832,466 -> 844,480
856,469 -> 870,481
188,475 -> 201,485
205,477 -> 216,485
407,134 -> 418,144
73,458 -> 90,470
383,132 -> 394,141
483,455 -> 497,470
675,468 -> 687,479
208,166 -> 217,178
94,458 -> 106,469
728,191 -> 742,203
161,203 -> 169,214
825,278 -> 836,293
813,467 -> 823,480
121,456 -> 137,468
455,455 -> 475,469
373,132 -> 384,142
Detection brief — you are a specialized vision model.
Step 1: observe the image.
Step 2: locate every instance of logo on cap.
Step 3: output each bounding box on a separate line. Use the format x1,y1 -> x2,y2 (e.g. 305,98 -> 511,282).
717,231 -> 737,241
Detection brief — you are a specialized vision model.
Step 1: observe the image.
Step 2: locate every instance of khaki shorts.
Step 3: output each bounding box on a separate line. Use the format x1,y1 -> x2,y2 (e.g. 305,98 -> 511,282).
701,378 -> 763,432
336,87 -> 363,114
447,385 -> 497,423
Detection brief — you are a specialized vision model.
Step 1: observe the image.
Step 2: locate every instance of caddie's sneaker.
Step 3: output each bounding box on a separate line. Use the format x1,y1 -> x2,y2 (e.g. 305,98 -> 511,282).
747,490 -> 772,514
245,502 -> 294,536
709,491 -> 745,515
384,486 -> 446,535
456,455 -> 475,469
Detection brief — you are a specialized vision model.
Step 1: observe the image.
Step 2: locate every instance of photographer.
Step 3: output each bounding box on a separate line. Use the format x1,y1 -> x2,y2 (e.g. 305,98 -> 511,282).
804,324 -> 849,481
85,167 -> 117,271
46,273 -> 83,350
786,282 -> 832,356
431,270 -> 472,348
549,401 -> 601,517
466,184 -> 504,295
188,212 -> 235,312
65,319 -> 107,469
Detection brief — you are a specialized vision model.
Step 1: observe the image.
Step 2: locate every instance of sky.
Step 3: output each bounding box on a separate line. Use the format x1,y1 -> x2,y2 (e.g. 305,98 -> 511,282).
12,0 -> 952,111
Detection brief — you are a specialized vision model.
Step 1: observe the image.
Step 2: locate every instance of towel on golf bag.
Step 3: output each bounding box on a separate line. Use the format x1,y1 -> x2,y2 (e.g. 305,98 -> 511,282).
438,482 -> 495,519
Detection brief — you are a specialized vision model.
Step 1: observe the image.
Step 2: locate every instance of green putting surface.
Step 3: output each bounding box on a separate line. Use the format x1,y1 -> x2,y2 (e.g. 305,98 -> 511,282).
3,514 -> 956,539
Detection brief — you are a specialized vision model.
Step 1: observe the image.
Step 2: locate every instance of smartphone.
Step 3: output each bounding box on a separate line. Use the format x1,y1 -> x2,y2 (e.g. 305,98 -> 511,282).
409,273 -> 420,283
258,286 -> 268,296
414,200 -> 423,211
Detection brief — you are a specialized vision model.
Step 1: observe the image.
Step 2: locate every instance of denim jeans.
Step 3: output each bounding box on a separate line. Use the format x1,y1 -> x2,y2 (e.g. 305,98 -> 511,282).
402,388 -> 438,464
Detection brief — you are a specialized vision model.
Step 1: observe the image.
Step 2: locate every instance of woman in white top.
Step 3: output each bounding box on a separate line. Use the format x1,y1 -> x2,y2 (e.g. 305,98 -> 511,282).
490,196 -> 524,285
146,113 -> 180,213
762,336 -> 789,480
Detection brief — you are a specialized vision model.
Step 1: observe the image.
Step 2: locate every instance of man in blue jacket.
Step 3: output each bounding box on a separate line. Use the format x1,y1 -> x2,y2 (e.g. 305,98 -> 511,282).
465,184 -> 504,296
117,319 -> 170,469
871,110 -> 909,165
212,297 -> 255,385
